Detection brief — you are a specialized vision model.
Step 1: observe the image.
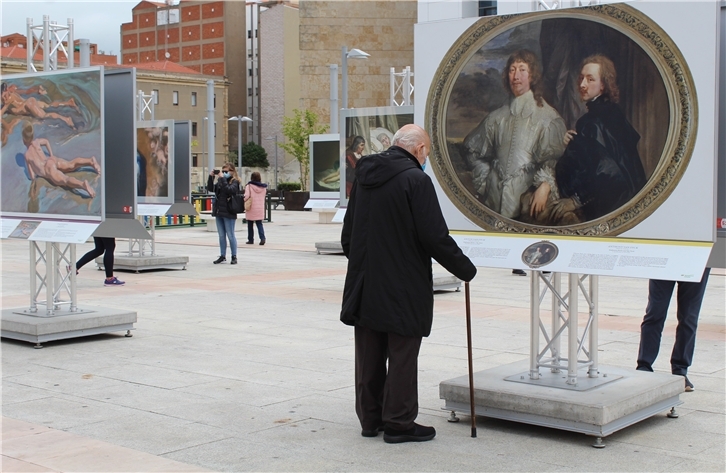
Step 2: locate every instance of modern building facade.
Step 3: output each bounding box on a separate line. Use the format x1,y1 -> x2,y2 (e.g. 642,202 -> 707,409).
120,0 -> 247,149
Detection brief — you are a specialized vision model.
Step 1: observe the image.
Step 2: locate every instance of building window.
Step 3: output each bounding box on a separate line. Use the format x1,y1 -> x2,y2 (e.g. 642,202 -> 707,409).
153,89 -> 159,104
214,122 -> 217,137
248,68 -> 252,76
247,30 -> 252,39
192,121 -> 197,136
248,87 -> 252,97
479,1 -> 497,16
192,154 -> 198,167
213,94 -> 216,108
191,92 -> 197,107
172,91 -> 179,105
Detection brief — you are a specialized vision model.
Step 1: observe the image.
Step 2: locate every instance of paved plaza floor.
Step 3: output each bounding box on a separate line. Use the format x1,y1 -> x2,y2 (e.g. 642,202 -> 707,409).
2,210 -> 724,472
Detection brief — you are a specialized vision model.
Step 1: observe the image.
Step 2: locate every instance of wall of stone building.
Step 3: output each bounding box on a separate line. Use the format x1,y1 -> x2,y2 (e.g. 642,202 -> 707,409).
298,0 -> 417,126
260,4 -> 301,187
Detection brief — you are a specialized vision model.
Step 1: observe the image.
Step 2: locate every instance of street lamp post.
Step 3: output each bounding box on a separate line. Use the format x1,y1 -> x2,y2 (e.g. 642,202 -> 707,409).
228,115 -> 253,170
331,46 -> 369,133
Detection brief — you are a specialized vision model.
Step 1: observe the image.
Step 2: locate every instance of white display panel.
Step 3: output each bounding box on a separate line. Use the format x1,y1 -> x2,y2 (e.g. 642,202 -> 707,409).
415,2 -> 718,244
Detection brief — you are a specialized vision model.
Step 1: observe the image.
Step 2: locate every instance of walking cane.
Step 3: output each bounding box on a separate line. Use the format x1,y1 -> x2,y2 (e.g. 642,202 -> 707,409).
465,281 -> 477,438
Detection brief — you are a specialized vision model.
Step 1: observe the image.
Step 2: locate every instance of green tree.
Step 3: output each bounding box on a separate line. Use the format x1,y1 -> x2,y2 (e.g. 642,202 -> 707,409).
279,109 -> 328,191
229,143 -> 269,168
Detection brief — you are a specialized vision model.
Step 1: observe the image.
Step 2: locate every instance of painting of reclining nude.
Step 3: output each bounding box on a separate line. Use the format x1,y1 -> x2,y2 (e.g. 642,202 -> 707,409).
428,4 -> 697,236
1,69 -> 103,221
341,107 -> 413,200
136,121 -> 174,204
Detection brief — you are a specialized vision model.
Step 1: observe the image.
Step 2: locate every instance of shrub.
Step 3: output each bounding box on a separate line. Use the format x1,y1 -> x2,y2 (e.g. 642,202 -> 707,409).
277,181 -> 302,192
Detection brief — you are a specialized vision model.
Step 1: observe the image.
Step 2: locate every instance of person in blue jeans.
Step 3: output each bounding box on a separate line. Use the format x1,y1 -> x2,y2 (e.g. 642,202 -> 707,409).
636,267 -> 711,392
207,162 -> 241,264
74,237 -> 124,286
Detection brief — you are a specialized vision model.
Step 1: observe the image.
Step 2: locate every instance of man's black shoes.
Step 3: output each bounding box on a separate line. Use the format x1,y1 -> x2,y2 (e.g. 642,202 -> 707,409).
383,423 -> 436,443
361,425 -> 385,437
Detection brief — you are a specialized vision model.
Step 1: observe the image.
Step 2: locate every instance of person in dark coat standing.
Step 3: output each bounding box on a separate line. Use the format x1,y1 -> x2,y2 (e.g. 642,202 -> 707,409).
341,124 -> 477,444
207,162 -> 241,265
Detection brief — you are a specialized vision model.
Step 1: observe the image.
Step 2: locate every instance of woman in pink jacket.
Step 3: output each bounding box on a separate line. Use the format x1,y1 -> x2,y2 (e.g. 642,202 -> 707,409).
244,171 -> 268,245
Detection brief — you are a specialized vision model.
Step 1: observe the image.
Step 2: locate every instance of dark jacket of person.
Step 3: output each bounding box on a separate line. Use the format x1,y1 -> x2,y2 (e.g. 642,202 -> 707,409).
207,174 -> 241,219
340,145 -> 477,338
555,96 -> 647,221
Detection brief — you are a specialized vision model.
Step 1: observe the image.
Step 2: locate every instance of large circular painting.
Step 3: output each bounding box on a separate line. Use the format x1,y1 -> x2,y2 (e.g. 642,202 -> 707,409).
426,4 -> 697,236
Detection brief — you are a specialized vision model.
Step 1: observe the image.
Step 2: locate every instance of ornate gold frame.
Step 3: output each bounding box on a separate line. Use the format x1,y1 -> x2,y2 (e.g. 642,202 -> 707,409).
426,4 -> 697,236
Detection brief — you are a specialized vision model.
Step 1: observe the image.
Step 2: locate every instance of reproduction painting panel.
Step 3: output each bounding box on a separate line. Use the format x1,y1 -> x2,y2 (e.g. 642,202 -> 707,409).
1,68 -> 104,221
340,106 -> 414,202
137,120 -> 174,204
310,134 -> 341,194
427,4 -> 697,236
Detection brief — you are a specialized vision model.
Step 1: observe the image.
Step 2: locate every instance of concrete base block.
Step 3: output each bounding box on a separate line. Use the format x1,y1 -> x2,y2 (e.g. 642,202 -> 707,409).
315,241 -> 344,254
96,255 -> 188,272
2,306 -> 136,347
315,210 -> 339,224
440,360 -> 683,438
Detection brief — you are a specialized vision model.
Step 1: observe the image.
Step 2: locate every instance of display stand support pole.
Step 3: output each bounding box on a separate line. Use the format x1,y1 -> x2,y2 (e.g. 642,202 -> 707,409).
150,218 -> 156,256
46,242 -> 56,316
529,271 -> 540,379
551,272 -> 562,373
29,242 -> 38,313
589,275 -> 599,377
567,273 -> 579,385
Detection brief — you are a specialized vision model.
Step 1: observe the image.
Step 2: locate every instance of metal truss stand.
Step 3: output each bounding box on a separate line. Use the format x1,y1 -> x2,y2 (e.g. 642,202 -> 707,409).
439,271 -> 684,447
390,66 -> 414,106
1,242 -> 136,348
127,216 -> 157,257
106,217 -> 188,273
137,90 -> 156,121
26,15 -> 74,72
529,272 -> 599,385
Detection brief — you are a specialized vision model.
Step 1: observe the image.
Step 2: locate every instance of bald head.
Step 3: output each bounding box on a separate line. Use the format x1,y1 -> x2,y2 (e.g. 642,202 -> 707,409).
392,124 -> 431,166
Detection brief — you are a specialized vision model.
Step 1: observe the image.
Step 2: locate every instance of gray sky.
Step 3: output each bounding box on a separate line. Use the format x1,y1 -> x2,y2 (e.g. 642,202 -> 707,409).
2,1 -> 139,59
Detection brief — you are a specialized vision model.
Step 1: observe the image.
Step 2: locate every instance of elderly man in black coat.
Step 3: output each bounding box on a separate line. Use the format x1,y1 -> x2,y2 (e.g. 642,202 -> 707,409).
341,124 -> 477,444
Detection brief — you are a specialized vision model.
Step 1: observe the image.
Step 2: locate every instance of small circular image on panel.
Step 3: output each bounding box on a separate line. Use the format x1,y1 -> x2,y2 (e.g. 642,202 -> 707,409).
522,241 -> 558,269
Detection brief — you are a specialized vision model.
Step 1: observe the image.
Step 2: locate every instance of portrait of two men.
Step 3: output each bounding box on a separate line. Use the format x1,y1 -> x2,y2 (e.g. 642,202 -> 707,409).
441,14 -> 675,232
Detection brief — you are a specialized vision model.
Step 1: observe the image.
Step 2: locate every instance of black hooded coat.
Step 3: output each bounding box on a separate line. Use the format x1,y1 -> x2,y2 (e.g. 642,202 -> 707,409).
340,145 -> 477,338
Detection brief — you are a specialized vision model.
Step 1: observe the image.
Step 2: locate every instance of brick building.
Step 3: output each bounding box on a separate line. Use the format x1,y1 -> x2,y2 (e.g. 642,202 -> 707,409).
120,0 -> 247,148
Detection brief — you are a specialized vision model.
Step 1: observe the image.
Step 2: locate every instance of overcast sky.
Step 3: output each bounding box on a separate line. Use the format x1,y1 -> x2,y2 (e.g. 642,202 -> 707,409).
2,1 -> 139,59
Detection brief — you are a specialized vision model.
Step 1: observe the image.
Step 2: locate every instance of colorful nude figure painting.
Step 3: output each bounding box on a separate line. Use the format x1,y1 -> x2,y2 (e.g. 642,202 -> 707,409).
1,68 -> 103,221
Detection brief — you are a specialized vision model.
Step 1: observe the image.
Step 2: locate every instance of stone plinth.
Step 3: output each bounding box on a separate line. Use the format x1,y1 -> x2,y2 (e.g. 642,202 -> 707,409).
2,306 -> 136,347
97,255 -> 188,272
440,360 -> 683,439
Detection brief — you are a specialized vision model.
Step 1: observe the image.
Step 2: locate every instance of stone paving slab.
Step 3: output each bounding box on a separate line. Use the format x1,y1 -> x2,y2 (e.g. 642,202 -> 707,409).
1,210 -> 724,472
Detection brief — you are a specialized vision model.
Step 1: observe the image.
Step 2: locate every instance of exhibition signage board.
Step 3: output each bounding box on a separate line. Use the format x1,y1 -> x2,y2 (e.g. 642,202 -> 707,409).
2,219 -> 97,244
452,232 -> 712,282
310,133 -> 341,198
339,106 -> 414,205
1,68 -> 105,223
137,120 -> 175,205
416,2 -> 718,277
137,204 -> 171,216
